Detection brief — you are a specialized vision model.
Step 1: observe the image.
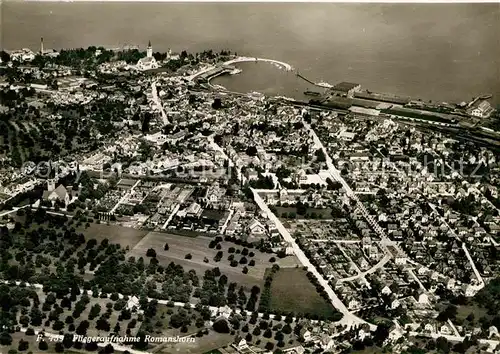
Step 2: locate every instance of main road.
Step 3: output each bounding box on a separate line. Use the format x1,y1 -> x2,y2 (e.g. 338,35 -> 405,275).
302,120 -> 406,256
251,188 -> 376,331
151,81 -> 169,125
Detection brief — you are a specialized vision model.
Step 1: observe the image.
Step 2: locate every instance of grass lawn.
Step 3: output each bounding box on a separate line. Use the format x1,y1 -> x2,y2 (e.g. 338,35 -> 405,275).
266,267 -> 336,318
78,222 -> 148,249
127,232 -> 300,290
455,303 -> 489,322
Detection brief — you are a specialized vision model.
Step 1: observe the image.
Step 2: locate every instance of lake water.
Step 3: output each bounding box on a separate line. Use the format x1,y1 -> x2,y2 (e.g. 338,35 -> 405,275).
3,2 -> 499,105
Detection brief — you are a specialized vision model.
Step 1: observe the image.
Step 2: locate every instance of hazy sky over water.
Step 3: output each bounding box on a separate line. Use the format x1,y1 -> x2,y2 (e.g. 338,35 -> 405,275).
2,2 -> 499,103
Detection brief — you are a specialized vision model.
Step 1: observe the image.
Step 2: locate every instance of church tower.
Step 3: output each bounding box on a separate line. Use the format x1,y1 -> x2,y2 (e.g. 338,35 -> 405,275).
40,37 -> 44,55
146,40 -> 153,58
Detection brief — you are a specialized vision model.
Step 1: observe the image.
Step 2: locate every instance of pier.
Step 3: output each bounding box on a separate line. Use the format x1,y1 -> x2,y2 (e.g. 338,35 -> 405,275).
223,56 -> 293,71
296,71 -> 333,89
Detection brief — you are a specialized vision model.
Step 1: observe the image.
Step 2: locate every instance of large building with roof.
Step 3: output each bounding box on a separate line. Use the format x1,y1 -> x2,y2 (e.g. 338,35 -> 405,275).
331,82 -> 361,98
136,41 -> 158,71
467,100 -> 494,118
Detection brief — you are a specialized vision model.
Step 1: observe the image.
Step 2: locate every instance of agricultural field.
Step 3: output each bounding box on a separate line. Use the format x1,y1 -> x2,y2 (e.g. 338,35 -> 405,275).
127,232 -> 301,289
266,268 -> 337,318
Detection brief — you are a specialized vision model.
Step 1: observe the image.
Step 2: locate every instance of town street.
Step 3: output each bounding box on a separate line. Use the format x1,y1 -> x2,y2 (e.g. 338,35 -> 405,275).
251,188 -> 376,330
337,254 -> 391,283
302,120 -> 406,257
151,81 -> 169,126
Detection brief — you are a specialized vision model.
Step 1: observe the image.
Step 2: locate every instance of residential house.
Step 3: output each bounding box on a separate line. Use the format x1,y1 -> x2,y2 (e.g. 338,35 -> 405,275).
381,286 -> 392,296
233,336 -> 249,351
299,328 -> 312,342
417,292 -> 429,305
319,334 -> 334,351
391,299 -> 401,309
440,325 -> 452,335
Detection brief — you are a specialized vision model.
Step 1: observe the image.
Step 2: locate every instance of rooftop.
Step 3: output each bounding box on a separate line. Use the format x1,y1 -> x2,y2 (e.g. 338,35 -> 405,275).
332,82 -> 360,92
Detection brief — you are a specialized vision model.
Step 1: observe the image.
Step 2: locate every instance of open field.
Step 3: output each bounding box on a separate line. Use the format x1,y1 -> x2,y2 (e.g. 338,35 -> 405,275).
78,223 -> 148,249
455,304 -> 489,322
127,232 -> 300,289
267,268 -> 336,318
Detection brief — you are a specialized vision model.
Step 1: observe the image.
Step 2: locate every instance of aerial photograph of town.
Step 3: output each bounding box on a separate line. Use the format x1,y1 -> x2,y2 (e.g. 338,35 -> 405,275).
0,1 -> 499,354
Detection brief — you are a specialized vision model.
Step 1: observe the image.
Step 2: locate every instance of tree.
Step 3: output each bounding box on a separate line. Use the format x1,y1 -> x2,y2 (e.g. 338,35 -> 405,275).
0,332 -> 13,346
212,318 -> 230,333
85,341 -> 98,351
146,248 -> 156,257
185,253 -> 192,260
0,51 -> 10,63
212,98 -> 222,109
96,317 -> 111,332
38,340 -> 49,351
89,304 -> 101,320
437,305 -> 458,322
164,243 -> 169,251
18,339 -> 29,351
76,320 -> 89,335
54,342 -> 64,353
52,320 -> 65,331
466,312 -> 475,323
246,146 -> 258,156
373,323 -> 390,346
435,337 -> 450,354
63,333 -> 74,348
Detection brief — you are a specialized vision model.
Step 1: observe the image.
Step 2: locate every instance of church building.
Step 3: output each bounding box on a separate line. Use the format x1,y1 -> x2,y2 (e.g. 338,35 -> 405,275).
136,41 -> 158,71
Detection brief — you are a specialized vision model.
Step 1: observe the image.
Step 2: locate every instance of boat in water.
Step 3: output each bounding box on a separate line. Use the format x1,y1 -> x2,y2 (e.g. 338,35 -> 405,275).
304,90 -> 321,97
229,68 -> 242,75
316,81 -> 333,88
212,84 -> 227,90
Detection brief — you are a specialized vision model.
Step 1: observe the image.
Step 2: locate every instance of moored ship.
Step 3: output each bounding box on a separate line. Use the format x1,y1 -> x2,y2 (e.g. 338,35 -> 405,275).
304,90 -> 321,96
